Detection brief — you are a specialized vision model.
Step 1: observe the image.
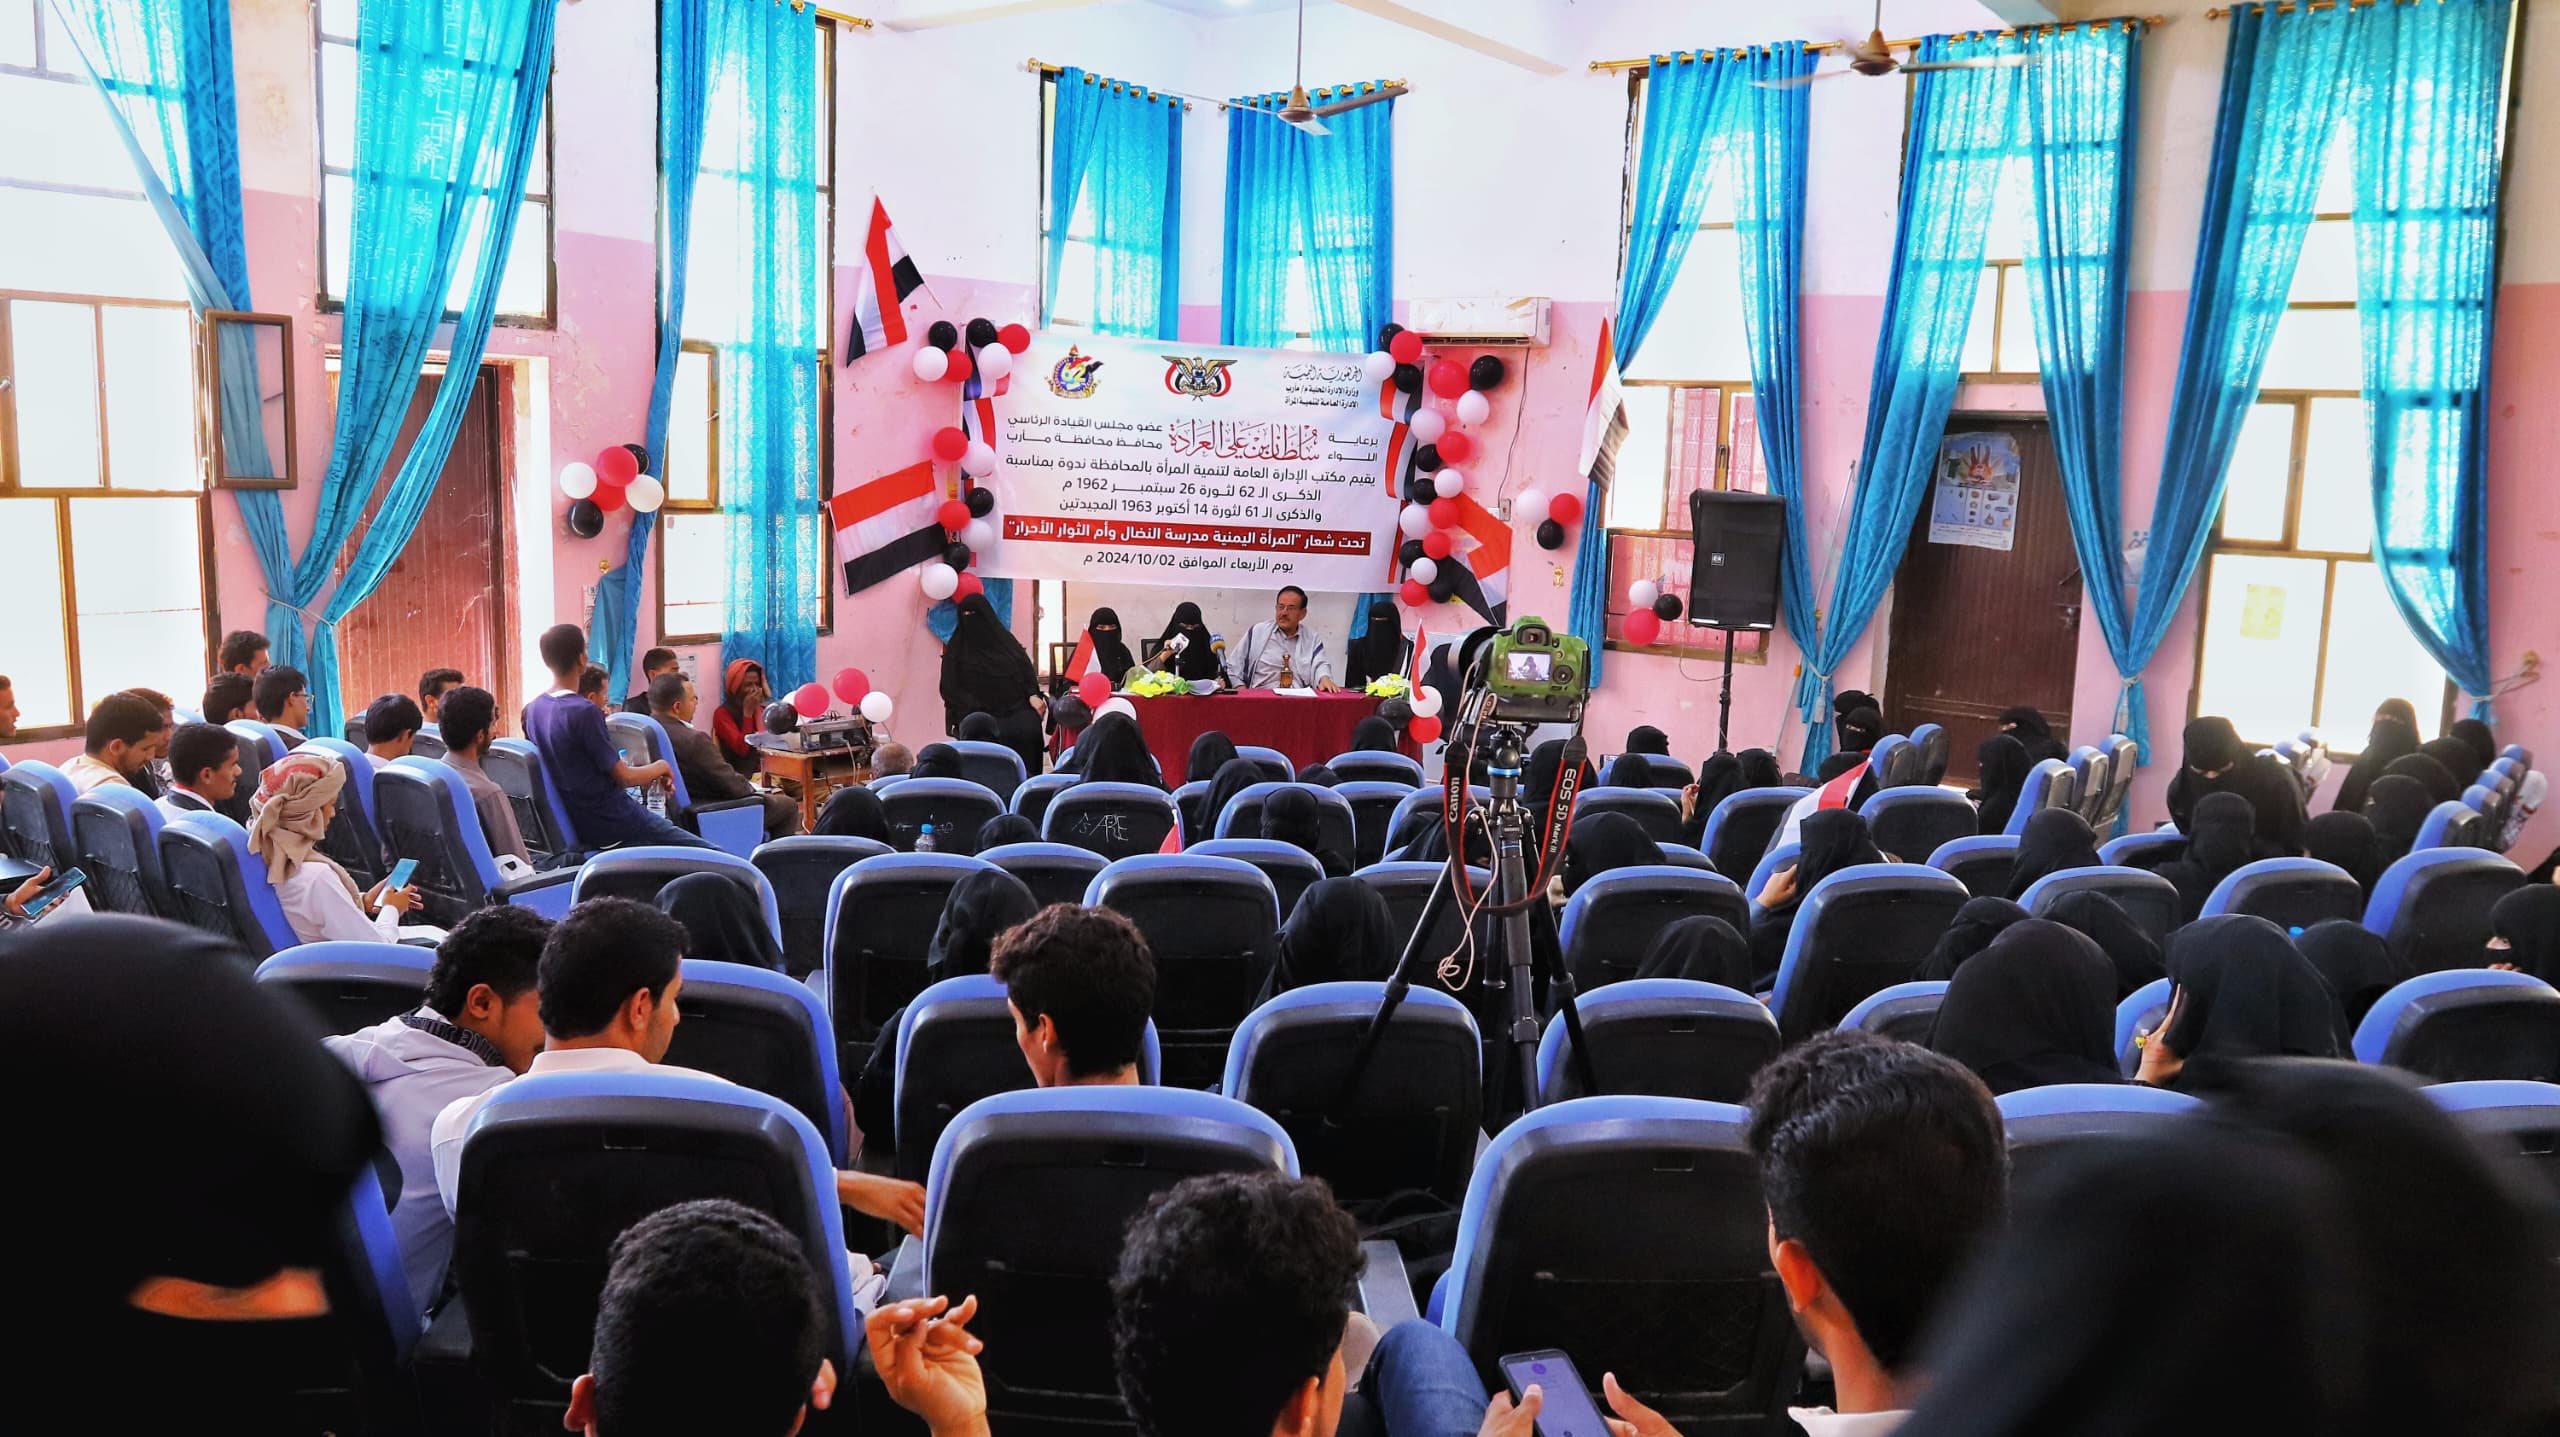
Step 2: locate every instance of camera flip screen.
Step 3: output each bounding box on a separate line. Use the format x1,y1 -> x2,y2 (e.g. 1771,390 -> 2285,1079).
1505,652 -> 1552,684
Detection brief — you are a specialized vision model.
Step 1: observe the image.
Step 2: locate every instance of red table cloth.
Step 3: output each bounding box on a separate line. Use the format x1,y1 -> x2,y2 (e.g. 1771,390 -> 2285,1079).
1121,691 -> 1415,780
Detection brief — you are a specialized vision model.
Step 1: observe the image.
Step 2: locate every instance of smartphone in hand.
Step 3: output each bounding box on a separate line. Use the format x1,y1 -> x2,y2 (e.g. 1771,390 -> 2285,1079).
1498,1350 -> 1610,1437
384,857 -> 420,891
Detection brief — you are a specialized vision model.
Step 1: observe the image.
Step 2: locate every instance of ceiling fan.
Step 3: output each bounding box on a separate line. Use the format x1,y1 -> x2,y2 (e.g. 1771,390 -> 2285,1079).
1756,0 -> 2033,88
1261,0 -> 1406,135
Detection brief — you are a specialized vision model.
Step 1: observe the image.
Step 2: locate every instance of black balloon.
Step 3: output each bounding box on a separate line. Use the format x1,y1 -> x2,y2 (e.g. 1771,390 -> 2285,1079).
1393,363 -> 1423,394
965,317 -> 1000,349
566,497 -> 604,538
1536,518 -> 1567,550
943,542 -> 972,570
1468,355 -> 1506,391
1398,538 -> 1427,565
1427,574 -> 1457,603
621,441 -> 650,472
762,700 -> 800,735
1411,475 -> 1439,503
966,487 -> 995,517
1413,444 -> 1444,473
926,320 -> 960,351
1378,322 -> 1404,349
1653,593 -> 1683,622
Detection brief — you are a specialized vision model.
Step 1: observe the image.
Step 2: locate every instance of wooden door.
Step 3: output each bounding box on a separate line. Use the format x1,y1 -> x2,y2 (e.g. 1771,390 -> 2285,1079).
1882,416 -> 2080,786
334,365 -> 514,726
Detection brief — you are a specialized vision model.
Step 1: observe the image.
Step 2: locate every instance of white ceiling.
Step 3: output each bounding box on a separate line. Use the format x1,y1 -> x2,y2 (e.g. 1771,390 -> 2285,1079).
1142,0 -> 1306,15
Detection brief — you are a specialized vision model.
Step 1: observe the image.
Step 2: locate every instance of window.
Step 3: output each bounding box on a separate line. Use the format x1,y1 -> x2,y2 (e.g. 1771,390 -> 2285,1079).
1958,158 -> 2039,379
1035,71 -> 1185,340
314,0 -> 554,323
2190,125 -> 2448,749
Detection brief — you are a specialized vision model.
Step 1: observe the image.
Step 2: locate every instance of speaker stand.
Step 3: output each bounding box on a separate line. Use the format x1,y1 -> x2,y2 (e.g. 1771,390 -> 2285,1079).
1715,626 -> 1740,754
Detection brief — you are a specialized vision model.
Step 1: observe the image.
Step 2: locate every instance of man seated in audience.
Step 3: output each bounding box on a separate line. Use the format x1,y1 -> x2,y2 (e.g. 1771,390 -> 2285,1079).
253,665 -> 312,743
650,672 -> 797,839
873,741 -> 914,778
219,628 -> 271,678
201,672 -> 254,726
580,663 -> 613,714
0,673 -> 15,741
417,667 -> 464,724
159,722 -> 244,823
523,624 -> 712,850
625,648 -> 678,716
570,1199 -> 841,1437
323,905 -> 548,1316
60,693 -> 169,795
991,905 -> 1155,1088
436,684 -> 533,866
364,694 -> 425,769
114,689 -> 178,797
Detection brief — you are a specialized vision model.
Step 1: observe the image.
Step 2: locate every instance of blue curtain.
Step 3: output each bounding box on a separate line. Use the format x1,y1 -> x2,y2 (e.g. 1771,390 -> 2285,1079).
1566,475 -> 1610,687
1221,84 -> 1393,352
1797,35 -> 2019,769
294,0 -> 559,734
1615,50 -> 1743,367
1047,67 -> 1183,339
2018,23 -> 2146,765
1731,44 -> 1819,710
2349,0 -> 2507,717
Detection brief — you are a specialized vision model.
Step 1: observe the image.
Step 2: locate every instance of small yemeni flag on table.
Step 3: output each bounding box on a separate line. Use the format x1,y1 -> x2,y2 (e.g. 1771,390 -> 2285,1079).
846,197 -> 927,362
828,458 -> 947,594
1577,317 -> 1629,484
1063,630 -> 1100,682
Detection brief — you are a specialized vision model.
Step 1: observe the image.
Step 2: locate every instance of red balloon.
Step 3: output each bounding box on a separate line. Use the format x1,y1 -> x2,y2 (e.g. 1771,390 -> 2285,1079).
1427,361 -> 1468,400
592,482 -> 627,512
791,682 -> 831,718
954,572 -> 985,601
998,323 -> 1032,354
1428,498 -> 1459,530
1388,330 -> 1425,365
596,445 -> 639,486
931,427 -> 970,463
937,499 -> 970,532
1076,670 -> 1112,707
1400,579 -> 1430,607
1548,489 -> 1585,525
1421,530 -> 1454,561
945,349 -> 973,383
1624,608 -> 1663,646
1409,714 -> 1443,744
1436,430 -> 1476,465
832,668 -> 871,705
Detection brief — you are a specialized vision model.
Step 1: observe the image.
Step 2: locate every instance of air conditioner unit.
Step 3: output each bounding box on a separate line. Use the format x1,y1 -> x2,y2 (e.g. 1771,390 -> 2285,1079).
1407,296 -> 1551,347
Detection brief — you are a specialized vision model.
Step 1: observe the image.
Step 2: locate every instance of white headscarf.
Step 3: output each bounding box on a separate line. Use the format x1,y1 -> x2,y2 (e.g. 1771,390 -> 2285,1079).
246,750 -> 361,901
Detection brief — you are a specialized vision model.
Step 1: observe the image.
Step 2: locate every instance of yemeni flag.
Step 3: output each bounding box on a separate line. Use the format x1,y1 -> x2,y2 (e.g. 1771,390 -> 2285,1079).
846,197 -> 927,362
1578,317 -> 1629,484
828,459 -> 946,594
1433,494 -> 1512,626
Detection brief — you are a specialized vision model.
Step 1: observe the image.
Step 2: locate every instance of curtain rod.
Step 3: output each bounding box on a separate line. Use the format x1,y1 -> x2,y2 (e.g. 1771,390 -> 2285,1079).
1025,58 -> 1405,111
1586,14 -> 2161,72
795,2 -> 874,28
1023,58 -> 1198,109
2205,0 -> 2419,17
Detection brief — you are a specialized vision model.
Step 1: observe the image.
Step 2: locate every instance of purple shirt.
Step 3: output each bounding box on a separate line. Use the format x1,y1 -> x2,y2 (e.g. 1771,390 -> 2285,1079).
523,690 -> 650,846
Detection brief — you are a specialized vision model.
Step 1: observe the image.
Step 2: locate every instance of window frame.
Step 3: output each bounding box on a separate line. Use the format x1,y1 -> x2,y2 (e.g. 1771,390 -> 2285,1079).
1959,258 -> 2039,381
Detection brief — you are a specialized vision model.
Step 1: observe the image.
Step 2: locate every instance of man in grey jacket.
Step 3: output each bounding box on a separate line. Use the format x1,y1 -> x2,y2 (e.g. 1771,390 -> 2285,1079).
322,905 -> 549,1316
651,672 -> 798,839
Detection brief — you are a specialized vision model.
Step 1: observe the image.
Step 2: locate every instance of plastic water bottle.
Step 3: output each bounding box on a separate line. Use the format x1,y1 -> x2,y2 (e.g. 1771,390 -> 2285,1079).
915,822 -> 937,854
645,781 -> 667,817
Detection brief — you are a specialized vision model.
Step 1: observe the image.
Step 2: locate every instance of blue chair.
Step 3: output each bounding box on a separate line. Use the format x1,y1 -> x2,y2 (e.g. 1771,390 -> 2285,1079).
891,974 -> 1161,1181
2502,743 -> 2534,770
946,739 -> 1028,802
2201,857 -> 2364,931
605,713 -> 768,858
750,834 -> 892,978
1225,981 -> 1481,1205
1042,781 -> 1180,859
2461,782 -> 2498,816
921,1088 -> 1296,1429
1770,864 -> 1969,1039
2354,970 -> 2560,1083
824,852 -> 993,1048
1606,753 -> 1693,791
1008,771 -> 1076,829
2115,977 -> 2172,1076
2068,746 -> 2111,823
571,845 -> 781,943
1327,750 -> 1425,787
1190,838 -> 1328,922
294,737 -> 388,887
2415,800 -> 2486,852
1702,787 -> 1809,879
1909,722 -> 1951,786
71,783 -> 175,917
2098,828 -> 2184,870
1213,781 -> 1358,859
1742,842 -> 1800,911
1659,842 -> 1715,870
158,811 -> 298,959
447,1073 -> 859,1430
2364,848 -> 2525,974
1866,734 -> 1916,790
980,840 -> 1109,908
1235,745 -> 1295,782
2019,866 -> 2182,943
1572,787 -> 1684,846
1557,866 -> 1749,992
374,758 -> 578,926
1087,855 -> 1280,1086
2427,1080 -> 2560,1198
340,717 -> 367,746
660,958 -> 849,1163
870,772 -> 912,792
226,719 -> 285,783
2091,734 -> 2140,829
1437,1096 -> 1798,1427
1339,779 -> 1415,868
1357,860 -> 1491,982
1860,787 -> 1977,866
1998,1084 -> 2203,1190
1928,834 -> 2020,898
1170,779 -> 1213,845
1839,981 -> 1950,1044
878,777 -> 1007,855
0,759 -> 79,871
255,942 -> 432,1036
1385,784 -> 1493,860
1537,980 -> 1778,1104
409,723 -> 446,761
2006,759 -> 2074,836
483,737 -> 579,864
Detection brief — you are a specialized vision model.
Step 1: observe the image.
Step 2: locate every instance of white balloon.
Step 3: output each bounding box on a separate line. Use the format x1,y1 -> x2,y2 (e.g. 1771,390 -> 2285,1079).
559,462 -> 597,500
1437,467 -> 1466,497
1096,697 -> 1137,722
1455,390 -> 1492,426
911,345 -> 950,382
1628,579 -> 1660,610
961,518 -> 996,551
961,441 -> 998,478
625,474 -> 665,513
1410,688 -> 1444,718
1362,350 -> 1397,383
920,562 -> 960,600
977,345 -> 1014,380
1408,408 -> 1446,444
1398,505 -> 1433,540
860,690 -> 895,723
1409,557 -> 1439,586
1515,487 -> 1550,525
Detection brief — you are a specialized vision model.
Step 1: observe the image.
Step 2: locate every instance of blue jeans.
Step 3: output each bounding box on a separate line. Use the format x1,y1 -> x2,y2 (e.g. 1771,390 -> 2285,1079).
592,805 -> 718,851
1339,1321 -> 1491,1437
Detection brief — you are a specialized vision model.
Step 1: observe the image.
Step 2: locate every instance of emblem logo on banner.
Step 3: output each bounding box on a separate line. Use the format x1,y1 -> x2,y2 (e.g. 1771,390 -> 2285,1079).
1161,355 -> 1238,400
1048,348 -> 1105,400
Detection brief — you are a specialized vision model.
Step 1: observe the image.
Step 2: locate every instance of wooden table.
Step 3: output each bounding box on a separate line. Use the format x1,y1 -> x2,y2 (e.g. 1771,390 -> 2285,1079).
757,745 -> 870,832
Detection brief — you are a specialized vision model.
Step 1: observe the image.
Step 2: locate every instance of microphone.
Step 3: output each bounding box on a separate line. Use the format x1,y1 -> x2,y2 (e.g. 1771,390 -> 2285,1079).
1166,633 -> 1190,656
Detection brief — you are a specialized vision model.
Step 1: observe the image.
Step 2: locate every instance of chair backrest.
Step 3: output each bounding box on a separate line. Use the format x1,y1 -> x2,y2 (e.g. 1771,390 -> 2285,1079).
451,1073 -> 857,1424
660,958 -> 848,1162
0,759 -> 78,871
880,777 -> 1007,855
1927,834 -> 2020,898
1556,866 -> 1750,993
341,716 -> 367,745
2068,746 -> 2112,822
1339,780 -> 1415,869
977,840 -> 1109,909
945,740 -> 1028,802
825,852 -> 994,1042
1742,842 -> 1800,912
1866,734 -> 1915,790
2427,1081 -> 2560,1200
2018,866 -> 2182,944
2461,782 -> 2498,816
1041,781 -> 1180,859
254,941 -> 434,1036
2363,848 -> 2525,973
1189,838 -> 1328,922
71,783 -> 173,917
2501,743 -> 2534,769
1770,864 -> 1970,1039
1859,787 -> 1978,866
1608,753 -> 1694,791
226,719 -> 283,783
1659,843 -> 1715,870
2007,759 -> 2074,835
1441,1095 -> 1798,1428
1170,778 -> 1212,844
1701,787 -> 1809,878
1325,750 -> 1425,787
296,737 -> 387,887
1838,980 -> 1950,1045
1385,784 -> 1493,859
1998,1084 -> 2203,1192
483,737 -> 578,861
1571,787 -> 1684,845
1226,981 -> 1482,1206
1009,771 -> 1077,829
1087,855 -> 1281,1085
1357,860 -> 1491,985
2415,800 -> 2485,851
893,974 -> 1163,1181
1909,722 -> 1951,785
2354,970 -> 2560,1082
1213,781 -> 1358,859
572,844 -> 783,943
1537,980 -> 1780,1104
157,811 -> 298,958
2093,734 -> 2140,828
924,1088 -> 1295,1426
372,757 -> 510,927
2200,857 -> 2365,931
2098,828 -> 2185,870
2115,977 -> 2173,1075
1235,745 -> 1295,782
749,834 -> 891,977
603,709 -> 685,805
408,723 -> 446,761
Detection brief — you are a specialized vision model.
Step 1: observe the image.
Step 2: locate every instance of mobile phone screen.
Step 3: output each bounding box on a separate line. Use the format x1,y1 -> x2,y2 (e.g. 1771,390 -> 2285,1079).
1497,1350 -> 1610,1437
385,858 -> 420,890
21,868 -> 88,921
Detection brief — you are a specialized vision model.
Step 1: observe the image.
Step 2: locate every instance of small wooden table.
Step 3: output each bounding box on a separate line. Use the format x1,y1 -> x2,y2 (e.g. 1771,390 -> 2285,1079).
757,744 -> 870,832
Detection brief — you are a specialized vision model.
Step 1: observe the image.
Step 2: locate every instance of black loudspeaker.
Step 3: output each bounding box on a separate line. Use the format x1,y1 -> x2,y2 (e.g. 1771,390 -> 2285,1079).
1687,490 -> 1787,631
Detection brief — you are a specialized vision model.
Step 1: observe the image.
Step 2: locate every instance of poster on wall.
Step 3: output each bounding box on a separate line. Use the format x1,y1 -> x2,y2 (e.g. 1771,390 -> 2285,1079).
979,333 -> 1403,592
1927,431 -> 2021,551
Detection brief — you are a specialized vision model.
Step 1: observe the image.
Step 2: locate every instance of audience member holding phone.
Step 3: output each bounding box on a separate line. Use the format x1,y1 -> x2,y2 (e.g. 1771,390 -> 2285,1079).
0,867 -> 92,931
247,750 -> 437,945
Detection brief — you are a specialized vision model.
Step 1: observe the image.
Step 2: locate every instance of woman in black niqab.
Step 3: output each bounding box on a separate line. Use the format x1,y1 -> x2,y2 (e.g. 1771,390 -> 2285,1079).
1562,812 -> 1663,896
938,593 -> 1045,772
814,783 -> 891,843
2382,751 -> 2461,805
1632,915 -> 1754,988
1343,601 -> 1408,689
2362,773 -> 2434,869
854,867 -> 1041,1154
1263,786 -> 1351,878
1917,896 -> 2030,981
2292,919 -> 2408,1031
1084,607 -> 1138,683
1996,705 -> 2071,765
1256,876 -> 1397,1004
1680,751 -> 1744,849
2141,914 -> 2344,1090
2167,715 -> 2307,856
2303,810 -> 2385,897
2416,736 -> 2484,792
2488,885 -> 2560,983
1748,808 -> 1883,987
655,871 -> 783,971
2156,791 -> 2258,924
1348,715 -> 1400,753
1186,730 -> 1240,783
1971,734 -> 2032,836
2332,709 -> 2420,813
2003,807 -> 2102,900
1195,756 -> 1265,842
1153,602 -> 1225,683
1072,712 -> 1161,789
910,743 -> 965,781
1926,919 -> 2122,1094
1736,748 -> 1784,791
2043,889 -> 2165,996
